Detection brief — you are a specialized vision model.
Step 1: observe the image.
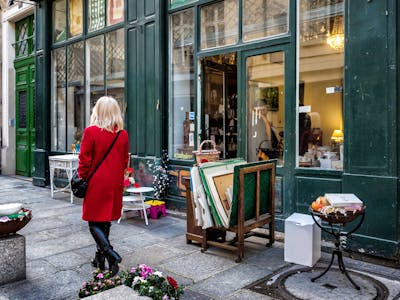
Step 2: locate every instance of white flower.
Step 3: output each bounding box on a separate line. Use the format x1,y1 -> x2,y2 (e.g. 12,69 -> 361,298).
153,271 -> 163,277
133,276 -> 141,285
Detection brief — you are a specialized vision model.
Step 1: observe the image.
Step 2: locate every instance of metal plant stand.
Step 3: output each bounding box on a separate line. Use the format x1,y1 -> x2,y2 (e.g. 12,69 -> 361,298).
309,207 -> 366,290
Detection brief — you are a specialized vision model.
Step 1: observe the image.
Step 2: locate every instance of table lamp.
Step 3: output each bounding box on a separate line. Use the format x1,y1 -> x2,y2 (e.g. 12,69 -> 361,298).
331,129 -> 343,155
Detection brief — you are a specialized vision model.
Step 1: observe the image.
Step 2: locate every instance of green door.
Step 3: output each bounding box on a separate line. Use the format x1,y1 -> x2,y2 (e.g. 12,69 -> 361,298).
14,16 -> 35,176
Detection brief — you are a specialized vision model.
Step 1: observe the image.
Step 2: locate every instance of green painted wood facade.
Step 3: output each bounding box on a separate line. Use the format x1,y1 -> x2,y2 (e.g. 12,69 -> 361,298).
32,0 -> 399,258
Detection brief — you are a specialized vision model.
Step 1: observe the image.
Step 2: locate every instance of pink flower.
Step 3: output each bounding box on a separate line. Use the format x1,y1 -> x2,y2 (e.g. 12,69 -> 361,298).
124,179 -> 130,187
96,273 -> 104,279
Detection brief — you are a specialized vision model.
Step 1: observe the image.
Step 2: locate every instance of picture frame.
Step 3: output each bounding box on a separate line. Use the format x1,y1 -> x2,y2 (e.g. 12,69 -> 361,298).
198,159 -> 246,228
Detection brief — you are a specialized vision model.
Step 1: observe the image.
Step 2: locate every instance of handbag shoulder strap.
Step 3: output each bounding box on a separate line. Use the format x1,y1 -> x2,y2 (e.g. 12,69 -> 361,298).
86,130 -> 121,182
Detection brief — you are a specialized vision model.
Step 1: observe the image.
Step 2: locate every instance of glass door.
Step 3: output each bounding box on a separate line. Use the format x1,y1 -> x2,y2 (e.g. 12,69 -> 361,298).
246,51 -> 285,165
202,53 -> 237,159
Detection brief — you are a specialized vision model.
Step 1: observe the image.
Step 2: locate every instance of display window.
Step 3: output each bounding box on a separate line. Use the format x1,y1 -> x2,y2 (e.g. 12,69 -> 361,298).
50,0 -> 125,152
200,0 -> 238,50
169,9 -> 195,160
297,0 -> 344,170
53,0 -> 66,42
88,0 -> 105,32
242,0 -> 289,42
246,52 -> 285,165
107,0 -> 124,26
69,0 -> 83,37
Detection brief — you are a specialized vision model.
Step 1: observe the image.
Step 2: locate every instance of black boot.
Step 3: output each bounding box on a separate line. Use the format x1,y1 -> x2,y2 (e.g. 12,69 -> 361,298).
91,246 -> 106,271
89,223 -> 121,276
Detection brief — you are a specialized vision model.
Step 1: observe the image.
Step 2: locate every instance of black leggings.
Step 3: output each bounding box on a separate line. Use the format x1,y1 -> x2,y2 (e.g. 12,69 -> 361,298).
88,221 -> 111,236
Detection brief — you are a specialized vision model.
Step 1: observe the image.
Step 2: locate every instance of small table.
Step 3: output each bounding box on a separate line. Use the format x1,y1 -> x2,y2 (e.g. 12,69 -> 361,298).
309,207 -> 366,290
119,187 -> 154,225
48,154 -> 79,204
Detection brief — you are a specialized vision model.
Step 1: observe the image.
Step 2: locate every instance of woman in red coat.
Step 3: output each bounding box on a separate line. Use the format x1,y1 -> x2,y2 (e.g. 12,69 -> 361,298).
78,96 -> 129,276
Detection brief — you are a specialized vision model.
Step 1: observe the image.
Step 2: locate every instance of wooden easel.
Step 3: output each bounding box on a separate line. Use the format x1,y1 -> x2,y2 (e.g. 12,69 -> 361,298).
185,161 -> 275,262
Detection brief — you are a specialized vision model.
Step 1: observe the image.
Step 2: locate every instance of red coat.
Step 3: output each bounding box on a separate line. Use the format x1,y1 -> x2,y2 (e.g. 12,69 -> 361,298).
78,126 -> 129,222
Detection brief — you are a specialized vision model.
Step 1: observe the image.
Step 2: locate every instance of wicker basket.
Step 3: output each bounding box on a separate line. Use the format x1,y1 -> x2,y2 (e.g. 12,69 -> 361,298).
193,140 -> 221,164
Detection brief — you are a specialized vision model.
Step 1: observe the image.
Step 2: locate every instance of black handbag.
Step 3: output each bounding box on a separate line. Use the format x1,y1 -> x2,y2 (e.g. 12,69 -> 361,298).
256,139 -> 280,160
71,131 -> 121,198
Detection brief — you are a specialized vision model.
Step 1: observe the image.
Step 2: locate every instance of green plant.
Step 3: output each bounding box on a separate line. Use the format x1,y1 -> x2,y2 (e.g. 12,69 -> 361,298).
78,269 -> 122,298
121,264 -> 184,300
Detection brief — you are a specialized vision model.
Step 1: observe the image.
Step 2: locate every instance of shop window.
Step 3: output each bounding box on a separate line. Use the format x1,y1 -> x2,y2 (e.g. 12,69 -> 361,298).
88,0 -> 105,32
242,0 -> 289,42
107,0 -> 124,26
87,35 -> 105,109
106,29 -> 125,113
298,0 -> 344,170
200,0 -> 238,50
169,9 -> 195,160
67,42 -> 85,148
53,0 -> 66,42
51,30 -> 125,152
69,0 -> 83,37
51,47 -> 67,151
246,52 -> 285,165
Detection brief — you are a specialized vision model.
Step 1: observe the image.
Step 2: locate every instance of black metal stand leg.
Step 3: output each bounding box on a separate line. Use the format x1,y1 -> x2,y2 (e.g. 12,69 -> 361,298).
337,250 -> 360,290
311,250 -> 336,282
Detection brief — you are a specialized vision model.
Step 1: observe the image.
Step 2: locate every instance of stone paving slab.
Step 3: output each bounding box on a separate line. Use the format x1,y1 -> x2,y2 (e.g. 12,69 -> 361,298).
86,285 -> 150,299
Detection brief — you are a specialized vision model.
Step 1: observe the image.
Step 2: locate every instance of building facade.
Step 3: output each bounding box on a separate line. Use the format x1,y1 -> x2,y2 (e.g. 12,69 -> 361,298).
1,0 -> 399,258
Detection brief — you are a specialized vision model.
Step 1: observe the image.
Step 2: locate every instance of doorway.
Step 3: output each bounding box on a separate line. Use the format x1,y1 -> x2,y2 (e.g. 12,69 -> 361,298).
202,53 -> 237,159
14,16 -> 35,176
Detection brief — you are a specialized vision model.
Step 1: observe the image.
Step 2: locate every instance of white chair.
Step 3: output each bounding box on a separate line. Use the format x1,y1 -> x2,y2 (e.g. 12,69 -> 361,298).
118,191 -> 151,225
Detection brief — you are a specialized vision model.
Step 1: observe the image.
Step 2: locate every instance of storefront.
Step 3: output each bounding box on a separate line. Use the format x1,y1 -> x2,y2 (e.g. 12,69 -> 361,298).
31,0 -> 399,258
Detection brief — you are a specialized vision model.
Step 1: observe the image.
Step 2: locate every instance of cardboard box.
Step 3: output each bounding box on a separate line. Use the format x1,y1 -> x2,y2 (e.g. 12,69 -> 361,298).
284,213 -> 321,267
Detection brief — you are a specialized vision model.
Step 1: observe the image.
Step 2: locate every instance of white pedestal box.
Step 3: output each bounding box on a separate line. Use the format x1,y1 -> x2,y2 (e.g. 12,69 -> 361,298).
284,213 -> 321,267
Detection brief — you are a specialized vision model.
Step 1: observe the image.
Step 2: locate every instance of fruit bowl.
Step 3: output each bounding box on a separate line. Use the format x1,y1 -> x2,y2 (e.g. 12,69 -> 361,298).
0,203 -> 22,216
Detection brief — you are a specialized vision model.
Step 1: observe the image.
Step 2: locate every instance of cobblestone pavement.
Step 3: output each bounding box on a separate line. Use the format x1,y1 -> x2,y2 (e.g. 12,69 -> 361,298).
0,175 -> 399,300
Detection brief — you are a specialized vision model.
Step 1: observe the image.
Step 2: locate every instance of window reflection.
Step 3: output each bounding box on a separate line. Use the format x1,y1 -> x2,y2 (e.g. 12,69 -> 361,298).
87,35 -> 105,111
53,0 -> 66,42
107,0 -> 124,26
169,9 -> 195,160
298,0 -> 344,170
200,0 -> 238,50
242,0 -> 289,42
247,52 -> 285,165
69,0 -> 83,37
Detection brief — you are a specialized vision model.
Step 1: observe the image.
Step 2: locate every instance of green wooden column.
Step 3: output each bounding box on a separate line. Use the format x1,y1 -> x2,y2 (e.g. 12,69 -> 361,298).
33,0 -> 51,187
126,0 -> 165,157
343,0 -> 398,258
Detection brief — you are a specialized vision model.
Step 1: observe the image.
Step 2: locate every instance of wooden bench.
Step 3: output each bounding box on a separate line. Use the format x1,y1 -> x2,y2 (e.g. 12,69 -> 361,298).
185,161 -> 275,262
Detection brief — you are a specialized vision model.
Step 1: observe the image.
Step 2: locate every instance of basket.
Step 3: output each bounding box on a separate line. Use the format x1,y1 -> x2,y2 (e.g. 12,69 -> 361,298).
193,140 -> 221,164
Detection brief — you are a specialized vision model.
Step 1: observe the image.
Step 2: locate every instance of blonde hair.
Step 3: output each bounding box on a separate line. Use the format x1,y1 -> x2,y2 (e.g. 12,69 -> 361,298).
90,96 -> 124,132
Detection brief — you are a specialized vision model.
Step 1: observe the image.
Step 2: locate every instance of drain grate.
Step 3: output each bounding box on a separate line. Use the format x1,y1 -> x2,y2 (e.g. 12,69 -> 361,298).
248,266 -> 389,300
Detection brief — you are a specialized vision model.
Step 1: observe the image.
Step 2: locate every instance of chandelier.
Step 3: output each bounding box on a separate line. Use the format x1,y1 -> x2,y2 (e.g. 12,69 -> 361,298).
327,16 -> 344,50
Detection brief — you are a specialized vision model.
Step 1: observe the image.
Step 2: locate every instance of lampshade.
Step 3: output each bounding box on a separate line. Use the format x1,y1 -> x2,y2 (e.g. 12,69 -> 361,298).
327,16 -> 344,50
331,129 -> 343,142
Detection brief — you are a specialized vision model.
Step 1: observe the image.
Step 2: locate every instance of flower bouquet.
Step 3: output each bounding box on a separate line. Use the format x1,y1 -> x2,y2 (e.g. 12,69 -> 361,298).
78,269 -> 122,298
124,167 -> 140,194
121,264 -> 184,300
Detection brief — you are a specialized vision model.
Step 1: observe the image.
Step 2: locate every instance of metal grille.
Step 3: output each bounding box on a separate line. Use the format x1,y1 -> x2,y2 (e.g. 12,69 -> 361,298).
16,22 -> 28,56
106,30 -> 124,75
67,42 -> 84,83
55,48 -> 66,84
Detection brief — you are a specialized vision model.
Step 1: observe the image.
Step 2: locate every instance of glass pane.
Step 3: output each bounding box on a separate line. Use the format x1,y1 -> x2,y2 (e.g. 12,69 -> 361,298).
243,0 -> 289,42
18,91 -> 27,129
169,9 -> 195,160
200,0 -> 238,50
203,53 -> 238,159
87,35 -> 105,112
88,0 -> 105,32
69,0 -> 83,37
170,0 -> 196,9
298,0 -> 344,170
106,29 -> 125,113
51,47 -> 67,151
53,0 -> 66,42
16,20 -> 28,57
107,0 -> 124,26
247,52 -> 285,165
67,42 -> 85,151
